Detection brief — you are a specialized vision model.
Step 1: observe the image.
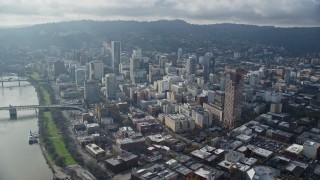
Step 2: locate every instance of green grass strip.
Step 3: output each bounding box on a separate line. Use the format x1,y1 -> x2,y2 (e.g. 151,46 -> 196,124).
42,88 -> 52,105
42,102 -> 76,166
31,72 -> 40,80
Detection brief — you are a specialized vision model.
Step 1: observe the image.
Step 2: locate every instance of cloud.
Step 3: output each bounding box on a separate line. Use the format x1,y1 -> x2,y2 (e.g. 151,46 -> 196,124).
0,0 -> 319,27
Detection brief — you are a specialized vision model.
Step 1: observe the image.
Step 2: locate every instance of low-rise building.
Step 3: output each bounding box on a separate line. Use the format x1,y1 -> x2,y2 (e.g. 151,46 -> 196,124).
136,122 -> 162,134
105,152 -> 138,173
85,143 -> 105,159
271,129 -> 293,143
101,117 -> 113,125
246,165 -> 280,180
131,165 -> 178,180
284,144 -> 303,159
164,114 -> 195,132
297,132 -> 320,144
116,137 -> 146,151
252,147 -> 273,160
86,123 -> 100,134
236,134 -> 252,143
225,150 -> 245,163
194,166 -> 224,180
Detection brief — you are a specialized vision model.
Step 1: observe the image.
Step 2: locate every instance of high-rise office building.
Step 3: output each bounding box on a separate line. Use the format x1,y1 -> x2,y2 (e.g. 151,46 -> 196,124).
220,77 -> 226,91
186,55 -> 197,75
130,49 -> 142,83
88,61 -> 104,81
203,52 -> 215,82
84,80 -> 100,103
80,50 -> 87,65
284,69 -> 291,85
133,49 -> 142,60
130,57 -> 140,82
104,73 -> 118,99
159,55 -> 168,68
53,60 -> 66,77
75,67 -> 86,86
178,48 -> 183,60
223,67 -> 246,129
111,41 -> 121,73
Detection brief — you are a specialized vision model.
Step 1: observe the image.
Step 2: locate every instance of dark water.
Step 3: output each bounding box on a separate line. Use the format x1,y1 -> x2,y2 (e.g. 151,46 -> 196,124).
0,78 -> 52,180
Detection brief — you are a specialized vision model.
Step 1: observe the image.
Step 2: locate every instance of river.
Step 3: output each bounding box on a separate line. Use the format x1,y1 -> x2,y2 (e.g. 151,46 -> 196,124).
0,77 -> 52,180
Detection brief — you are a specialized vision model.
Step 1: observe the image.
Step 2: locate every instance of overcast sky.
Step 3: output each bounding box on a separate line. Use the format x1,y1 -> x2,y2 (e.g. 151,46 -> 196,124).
1,0 -> 319,27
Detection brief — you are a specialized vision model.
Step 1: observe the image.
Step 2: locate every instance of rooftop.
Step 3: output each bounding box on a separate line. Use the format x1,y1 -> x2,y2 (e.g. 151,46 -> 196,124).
105,153 -> 138,166
303,140 -> 320,148
273,129 -> 293,138
165,159 -> 178,167
285,144 -> 303,155
85,144 -> 105,155
235,162 -> 251,172
175,154 -> 192,163
148,134 -> 172,143
194,166 -> 224,179
236,134 -> 252,141
175,165 -> 192,175
237,146 -> 248,153
246,165 -> 280,180
166,113 -> 192,121
214,148 -> 225,155
86,123 -> 99,128
240,157 -> 258,166
191,149 -> 211,159
253,147 -> 273,158
116,137 -> 145,144
298,131 -> 320,143
200,145 -> 216,152
187,162 -> 204,170
218,160 -> 233,169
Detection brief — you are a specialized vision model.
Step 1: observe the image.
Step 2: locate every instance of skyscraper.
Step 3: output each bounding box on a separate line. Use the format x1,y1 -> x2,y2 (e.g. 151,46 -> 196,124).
84,80 -> 100,103
178,48 -> 183,60
186,55 -> 197,75
111,41 -> 121,73
130,49 -> 142,83
133,49 -> 142,59
220,76 -> 226,91
88,61 -> 104,81
203,52 -> 215,82
53,60 -> 65,77
80,50 -> 87,65
104,73 -> 118,99
75,67 -> 86,86
159,55 -> 168,68
223,67 -> 246,129
284,69 -> 291,85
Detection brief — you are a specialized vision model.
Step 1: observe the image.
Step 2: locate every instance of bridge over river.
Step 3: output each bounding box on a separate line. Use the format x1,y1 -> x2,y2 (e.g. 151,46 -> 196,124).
0,76 -> 54,87
0,104 -> 84,119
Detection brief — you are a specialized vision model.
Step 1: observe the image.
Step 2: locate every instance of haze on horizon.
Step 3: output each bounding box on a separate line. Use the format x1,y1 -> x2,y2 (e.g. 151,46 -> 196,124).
0,0 -> 320,27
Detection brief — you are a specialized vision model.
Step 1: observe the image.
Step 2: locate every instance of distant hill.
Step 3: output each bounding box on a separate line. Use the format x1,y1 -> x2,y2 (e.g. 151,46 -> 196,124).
0,20 -> 319,55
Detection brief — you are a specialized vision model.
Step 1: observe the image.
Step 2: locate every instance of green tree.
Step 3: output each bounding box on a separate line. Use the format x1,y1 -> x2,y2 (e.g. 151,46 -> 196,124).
54,156 -> 66,167
122,119 -> 131,127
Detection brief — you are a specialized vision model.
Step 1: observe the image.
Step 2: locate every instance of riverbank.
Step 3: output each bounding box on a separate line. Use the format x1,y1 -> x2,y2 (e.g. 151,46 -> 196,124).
29,72 -> 76,179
